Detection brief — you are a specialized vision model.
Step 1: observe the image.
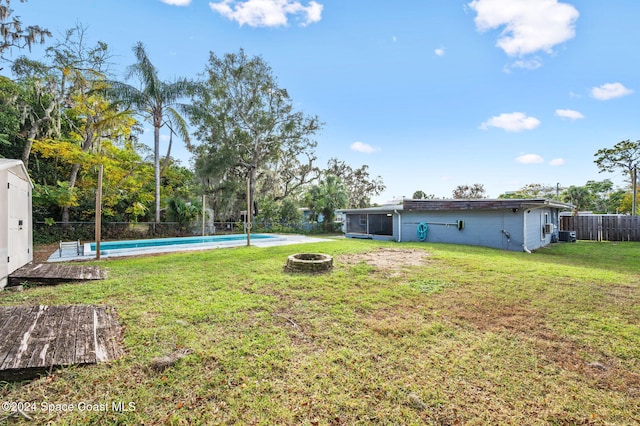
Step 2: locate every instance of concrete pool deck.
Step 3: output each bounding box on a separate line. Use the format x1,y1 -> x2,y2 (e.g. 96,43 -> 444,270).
47,234 -> 336,262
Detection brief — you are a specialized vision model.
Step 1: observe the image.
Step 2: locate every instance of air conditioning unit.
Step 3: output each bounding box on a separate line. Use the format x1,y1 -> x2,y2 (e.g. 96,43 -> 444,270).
559,230 -> 576,242
543,223 -> 554,234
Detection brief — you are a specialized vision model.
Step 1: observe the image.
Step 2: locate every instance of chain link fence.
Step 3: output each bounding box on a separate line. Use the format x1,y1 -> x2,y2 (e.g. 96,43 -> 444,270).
34,221 -> 343,244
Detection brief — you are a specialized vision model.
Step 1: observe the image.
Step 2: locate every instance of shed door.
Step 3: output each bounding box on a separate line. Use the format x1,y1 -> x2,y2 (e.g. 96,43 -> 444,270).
7,171 -> 30,274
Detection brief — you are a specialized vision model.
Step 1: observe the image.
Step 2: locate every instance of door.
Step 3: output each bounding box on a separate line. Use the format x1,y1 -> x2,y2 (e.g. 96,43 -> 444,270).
7,171 -> 30,274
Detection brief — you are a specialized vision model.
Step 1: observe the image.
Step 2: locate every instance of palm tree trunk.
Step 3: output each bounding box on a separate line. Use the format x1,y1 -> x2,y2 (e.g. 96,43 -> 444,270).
161,131 -> 173,176
154,124 -> 161,223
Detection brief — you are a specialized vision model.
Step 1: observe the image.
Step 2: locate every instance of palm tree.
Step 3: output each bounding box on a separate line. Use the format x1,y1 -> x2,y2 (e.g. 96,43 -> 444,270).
307,175 -> 348,231
562,186 -> 593,211
109,42 -> 193,222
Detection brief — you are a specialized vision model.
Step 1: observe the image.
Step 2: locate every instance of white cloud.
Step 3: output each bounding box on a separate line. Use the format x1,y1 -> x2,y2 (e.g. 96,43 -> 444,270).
161,0 -> 191,5
468,0 -> 579,57
350,141 -> 380,154
555,109 -> 584,120
392,36 -> 397,43
504,57 -> 542,72
479,112 -> 540,132
549,158 -> 565,166
516,154 -> 544,164
590,82 -> 633,100
434,47 -> 445,56
209,0 -> 323,27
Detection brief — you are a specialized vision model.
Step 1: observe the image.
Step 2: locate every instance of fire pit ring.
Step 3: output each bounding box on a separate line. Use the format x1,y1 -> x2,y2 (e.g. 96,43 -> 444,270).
286,253 -> 333,272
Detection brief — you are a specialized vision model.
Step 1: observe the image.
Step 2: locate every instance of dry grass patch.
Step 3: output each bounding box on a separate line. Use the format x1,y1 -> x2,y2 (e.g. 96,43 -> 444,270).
338,247 -> 429,270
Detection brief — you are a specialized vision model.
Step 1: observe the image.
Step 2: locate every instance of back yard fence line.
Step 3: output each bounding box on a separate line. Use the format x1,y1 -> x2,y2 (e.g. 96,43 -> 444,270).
33,221 -> 341,244
560,215 -> 640,242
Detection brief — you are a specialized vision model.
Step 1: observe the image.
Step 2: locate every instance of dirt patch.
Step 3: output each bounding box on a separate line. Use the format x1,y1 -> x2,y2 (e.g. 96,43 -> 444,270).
338,247 -> 429,270
33,243 -> 59,263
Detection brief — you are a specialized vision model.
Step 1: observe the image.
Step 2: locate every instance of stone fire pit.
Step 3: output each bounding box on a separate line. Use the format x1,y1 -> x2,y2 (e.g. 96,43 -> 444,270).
286,253 -> 333,272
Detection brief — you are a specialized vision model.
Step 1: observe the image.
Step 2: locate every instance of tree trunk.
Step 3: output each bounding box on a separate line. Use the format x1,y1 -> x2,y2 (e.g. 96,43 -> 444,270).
249,165 -> 257,219
61,163 -> 82,223
154,122 -> 161,223
21,126 -> 38,169
62,129 -> 94,222
161,131 -> 173,176
21,99 -> 56,169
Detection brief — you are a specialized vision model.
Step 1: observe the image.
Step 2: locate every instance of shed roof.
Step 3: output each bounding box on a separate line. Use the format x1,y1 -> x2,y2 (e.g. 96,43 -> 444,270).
0,159 -> 32,187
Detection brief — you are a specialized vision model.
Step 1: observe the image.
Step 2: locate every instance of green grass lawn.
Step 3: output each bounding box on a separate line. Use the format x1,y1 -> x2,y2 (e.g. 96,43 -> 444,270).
1,239 -> 639,425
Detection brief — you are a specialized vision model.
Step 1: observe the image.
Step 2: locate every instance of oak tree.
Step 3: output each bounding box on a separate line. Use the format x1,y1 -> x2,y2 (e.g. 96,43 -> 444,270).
190,49 -> 321,219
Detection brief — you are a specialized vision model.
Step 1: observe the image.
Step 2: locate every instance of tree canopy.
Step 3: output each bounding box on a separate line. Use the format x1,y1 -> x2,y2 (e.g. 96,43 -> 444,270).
0,0 -> 51,55
2,26 -> 393,230
594,139 -> 639,215
452,183 -> 486,199
305,174 -> 348,231
189,49 -> 321,219
325,158 -> 385,208
107,41 -> 194,222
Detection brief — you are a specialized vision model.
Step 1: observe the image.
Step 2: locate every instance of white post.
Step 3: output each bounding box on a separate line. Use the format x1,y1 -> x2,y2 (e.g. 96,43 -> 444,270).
95,164 -> 103,260
202,193 -> 206,236
246,177 -> 251,246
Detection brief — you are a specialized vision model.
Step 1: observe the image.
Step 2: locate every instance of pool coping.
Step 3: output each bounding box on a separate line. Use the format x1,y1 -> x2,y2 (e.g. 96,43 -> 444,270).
46,234 -> 335,262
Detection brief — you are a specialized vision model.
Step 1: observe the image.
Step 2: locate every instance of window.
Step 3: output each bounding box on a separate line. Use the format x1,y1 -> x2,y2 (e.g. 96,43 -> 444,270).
541,212 -> 550,240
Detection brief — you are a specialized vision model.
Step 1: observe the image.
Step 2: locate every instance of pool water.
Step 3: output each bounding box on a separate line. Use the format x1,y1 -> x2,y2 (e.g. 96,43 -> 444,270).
49,234 -> 332,262
88,234 -> 276,252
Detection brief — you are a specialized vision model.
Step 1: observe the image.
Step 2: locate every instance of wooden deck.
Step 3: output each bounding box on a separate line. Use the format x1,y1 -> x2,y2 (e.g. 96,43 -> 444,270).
0,305 -> 123,380
8,263 -> 106,286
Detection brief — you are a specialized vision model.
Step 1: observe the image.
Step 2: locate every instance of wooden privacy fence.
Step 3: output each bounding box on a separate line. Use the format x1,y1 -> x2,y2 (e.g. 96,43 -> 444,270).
561,215 -> 640,241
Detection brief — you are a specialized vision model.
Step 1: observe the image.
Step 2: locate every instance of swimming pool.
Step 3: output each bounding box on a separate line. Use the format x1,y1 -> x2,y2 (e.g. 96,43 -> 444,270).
83,234 -> 281,256
48,234 -> 333,262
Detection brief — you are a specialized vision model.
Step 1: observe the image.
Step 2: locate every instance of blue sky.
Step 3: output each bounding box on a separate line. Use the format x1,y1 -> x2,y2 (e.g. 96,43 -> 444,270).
9,0 -> 640,203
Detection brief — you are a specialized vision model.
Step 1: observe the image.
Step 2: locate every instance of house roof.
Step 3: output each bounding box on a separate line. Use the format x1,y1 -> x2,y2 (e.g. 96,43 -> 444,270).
0,159 -> 32,187
339,198 -> 573,214
338,204 -> 403,214
403,198 -> 573,211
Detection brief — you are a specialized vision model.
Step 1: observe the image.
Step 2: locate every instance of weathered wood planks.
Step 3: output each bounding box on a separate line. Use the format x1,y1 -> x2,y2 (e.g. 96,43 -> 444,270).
8,263 -> 106,286
561,215 -> 640,241
0,305 -> 123,380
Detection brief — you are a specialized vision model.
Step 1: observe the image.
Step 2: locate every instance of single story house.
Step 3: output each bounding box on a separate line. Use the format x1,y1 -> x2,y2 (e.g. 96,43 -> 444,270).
340,198 -> 573,252
0,159 -> 33,289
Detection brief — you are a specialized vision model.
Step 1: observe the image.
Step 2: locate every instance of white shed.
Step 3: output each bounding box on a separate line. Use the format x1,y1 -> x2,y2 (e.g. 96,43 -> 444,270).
0,159 -> 33,289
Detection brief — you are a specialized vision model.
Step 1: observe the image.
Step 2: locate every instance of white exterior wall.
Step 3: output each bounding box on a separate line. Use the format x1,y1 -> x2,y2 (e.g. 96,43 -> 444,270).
523,207 -> 554,251
0,168 -> 7,288
0,160 -> 33,289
